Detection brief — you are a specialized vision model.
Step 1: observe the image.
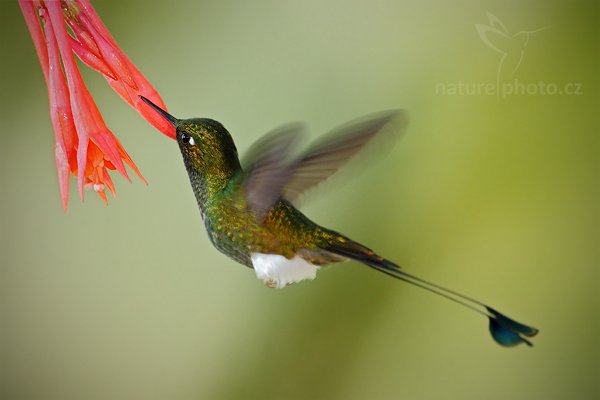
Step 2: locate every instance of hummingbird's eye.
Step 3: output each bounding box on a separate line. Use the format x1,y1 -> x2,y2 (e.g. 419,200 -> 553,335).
180,131 -> 195,145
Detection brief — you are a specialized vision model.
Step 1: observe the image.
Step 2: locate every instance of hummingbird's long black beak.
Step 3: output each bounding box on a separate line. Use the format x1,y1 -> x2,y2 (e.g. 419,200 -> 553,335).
139,96 -> 178,126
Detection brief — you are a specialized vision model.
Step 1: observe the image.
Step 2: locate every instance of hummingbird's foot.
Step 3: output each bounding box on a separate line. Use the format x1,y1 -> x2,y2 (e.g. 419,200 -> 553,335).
265,279 -> 278,289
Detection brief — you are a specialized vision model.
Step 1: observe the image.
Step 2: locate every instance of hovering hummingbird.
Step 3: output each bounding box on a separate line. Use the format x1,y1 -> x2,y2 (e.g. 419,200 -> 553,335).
140,96 -> 538,347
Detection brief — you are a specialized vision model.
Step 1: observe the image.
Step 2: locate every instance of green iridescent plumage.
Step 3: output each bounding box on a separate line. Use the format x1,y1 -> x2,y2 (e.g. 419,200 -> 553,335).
166,111 -> 401,269
140,96 -> 539,348
172,117 -> 369,267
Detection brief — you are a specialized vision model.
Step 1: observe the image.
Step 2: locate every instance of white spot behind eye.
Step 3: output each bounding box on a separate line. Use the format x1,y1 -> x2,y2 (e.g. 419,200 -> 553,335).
189,136 -> 195,146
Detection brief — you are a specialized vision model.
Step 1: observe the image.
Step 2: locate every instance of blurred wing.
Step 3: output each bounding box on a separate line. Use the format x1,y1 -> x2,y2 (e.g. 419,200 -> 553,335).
242,123 -> 307,220
283,110 -> 408,204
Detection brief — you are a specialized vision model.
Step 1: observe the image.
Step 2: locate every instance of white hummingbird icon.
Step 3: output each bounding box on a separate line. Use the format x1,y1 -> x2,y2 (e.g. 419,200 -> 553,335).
476,13 -> 549,87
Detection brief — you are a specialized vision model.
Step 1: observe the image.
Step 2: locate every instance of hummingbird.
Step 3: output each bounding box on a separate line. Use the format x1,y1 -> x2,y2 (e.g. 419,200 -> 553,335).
140,96 -> 539,347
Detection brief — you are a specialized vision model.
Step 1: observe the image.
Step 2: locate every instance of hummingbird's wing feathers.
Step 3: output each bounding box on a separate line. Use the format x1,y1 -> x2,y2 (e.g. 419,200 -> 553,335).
242,111 -> 407,221
297,248 -> 347,266
242,123 -> 307,220
283,110 -> 407,204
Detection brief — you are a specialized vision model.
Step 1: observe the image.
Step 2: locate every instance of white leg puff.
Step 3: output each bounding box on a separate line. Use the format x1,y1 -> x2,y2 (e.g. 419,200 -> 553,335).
251,253 -> 319,288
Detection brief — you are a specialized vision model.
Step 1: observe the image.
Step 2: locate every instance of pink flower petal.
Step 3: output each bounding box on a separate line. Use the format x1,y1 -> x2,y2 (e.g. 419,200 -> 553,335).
19,1 -> 49,82
74,0 -> 176,139
102,168 -> 116,196
47,2 -> 129,197
55,142 -> 71,210
41,7 -> 78,209
21,0 -> 170,208
78,12 -> 139,91
64,14 -> 101,58
70,36 -> 118,80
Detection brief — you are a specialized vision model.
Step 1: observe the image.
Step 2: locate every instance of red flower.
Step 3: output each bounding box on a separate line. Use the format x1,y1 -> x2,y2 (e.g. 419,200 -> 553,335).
19,0 -> 176,209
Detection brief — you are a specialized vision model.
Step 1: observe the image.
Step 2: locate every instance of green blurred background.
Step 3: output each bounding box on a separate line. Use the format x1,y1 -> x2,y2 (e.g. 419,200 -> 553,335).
1,1 -> 598,399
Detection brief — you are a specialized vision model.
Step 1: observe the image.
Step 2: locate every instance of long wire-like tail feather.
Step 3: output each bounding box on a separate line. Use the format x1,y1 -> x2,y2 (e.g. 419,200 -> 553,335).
325,239 -> 538,347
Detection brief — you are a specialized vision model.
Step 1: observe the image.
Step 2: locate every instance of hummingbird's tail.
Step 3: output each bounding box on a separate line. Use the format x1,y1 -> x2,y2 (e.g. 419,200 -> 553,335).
323,238 -> 539,347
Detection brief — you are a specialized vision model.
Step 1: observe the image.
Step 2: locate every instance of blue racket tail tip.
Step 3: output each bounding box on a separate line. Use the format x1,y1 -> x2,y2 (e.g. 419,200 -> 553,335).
486,307 -> 539,347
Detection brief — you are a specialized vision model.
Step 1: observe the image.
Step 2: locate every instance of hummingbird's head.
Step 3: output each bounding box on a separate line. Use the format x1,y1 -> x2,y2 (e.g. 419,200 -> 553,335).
140,96 -> 241,175
175,117 -> 240,172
